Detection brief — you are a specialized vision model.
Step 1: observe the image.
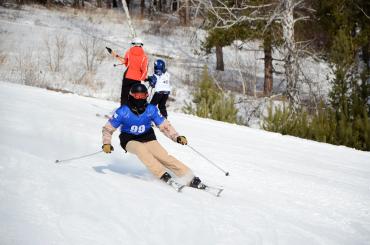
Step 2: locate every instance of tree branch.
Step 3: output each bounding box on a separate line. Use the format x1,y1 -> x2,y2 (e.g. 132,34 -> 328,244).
293,16 -> 310,24
356,4 -> 370,19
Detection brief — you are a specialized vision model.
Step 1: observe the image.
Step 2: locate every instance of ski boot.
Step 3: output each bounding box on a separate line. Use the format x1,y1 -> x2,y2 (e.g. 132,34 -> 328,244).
189,176 -> 207,189
160,172 -> 185,192
160,172 -> 172,183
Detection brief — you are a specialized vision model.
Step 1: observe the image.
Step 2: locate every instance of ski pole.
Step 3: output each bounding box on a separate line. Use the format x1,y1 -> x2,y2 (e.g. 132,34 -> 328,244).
187,145 -> 229,176
55,150 -> 103,164
113,63 -> 123,67
149,86 -> 154,99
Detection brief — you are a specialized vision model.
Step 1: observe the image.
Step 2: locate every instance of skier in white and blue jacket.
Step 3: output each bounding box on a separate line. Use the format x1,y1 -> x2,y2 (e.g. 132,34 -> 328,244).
102,83 -> 205,189
147,59 -> 171,118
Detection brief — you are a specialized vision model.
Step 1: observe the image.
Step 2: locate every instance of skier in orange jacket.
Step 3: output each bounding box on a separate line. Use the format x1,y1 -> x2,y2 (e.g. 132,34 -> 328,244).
106,37 -> 148,105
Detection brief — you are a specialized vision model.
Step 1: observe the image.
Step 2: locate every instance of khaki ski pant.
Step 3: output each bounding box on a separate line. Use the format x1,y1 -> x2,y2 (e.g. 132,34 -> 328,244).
126,140 -> 191,178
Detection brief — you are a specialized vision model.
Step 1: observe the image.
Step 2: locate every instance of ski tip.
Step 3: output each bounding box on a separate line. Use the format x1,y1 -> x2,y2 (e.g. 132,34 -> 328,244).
178,185 -> 186,192
225,172 -> 229,176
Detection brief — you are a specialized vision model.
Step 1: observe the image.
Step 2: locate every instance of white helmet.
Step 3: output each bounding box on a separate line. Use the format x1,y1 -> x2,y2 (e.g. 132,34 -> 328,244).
131,37 -> 144,46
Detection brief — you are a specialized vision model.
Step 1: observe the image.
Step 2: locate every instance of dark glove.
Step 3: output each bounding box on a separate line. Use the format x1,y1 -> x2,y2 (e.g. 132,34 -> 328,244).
176,136 -> 187,145
106,47 -> 112,54
102,144 -> 114,153
148,75 -> 157,88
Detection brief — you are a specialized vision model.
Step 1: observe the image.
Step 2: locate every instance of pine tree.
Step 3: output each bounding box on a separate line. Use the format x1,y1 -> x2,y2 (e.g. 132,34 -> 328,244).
183,67 -> 239,124
316,0 -> 370,150
203,25 -> 247,71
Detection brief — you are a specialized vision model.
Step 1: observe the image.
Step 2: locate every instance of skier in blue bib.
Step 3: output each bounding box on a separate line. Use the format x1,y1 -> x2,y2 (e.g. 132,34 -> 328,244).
101,83 -> 205,189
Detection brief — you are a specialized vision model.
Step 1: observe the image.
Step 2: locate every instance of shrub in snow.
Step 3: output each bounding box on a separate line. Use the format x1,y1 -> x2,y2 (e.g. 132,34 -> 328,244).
183,67 -> 238,124
263,102 -> 370,151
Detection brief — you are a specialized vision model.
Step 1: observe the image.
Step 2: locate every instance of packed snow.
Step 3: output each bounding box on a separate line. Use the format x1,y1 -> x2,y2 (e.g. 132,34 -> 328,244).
0,81 -> 369,245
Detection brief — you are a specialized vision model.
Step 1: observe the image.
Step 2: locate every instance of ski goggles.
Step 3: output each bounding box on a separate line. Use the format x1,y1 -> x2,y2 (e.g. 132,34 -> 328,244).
130,92 -> 148,99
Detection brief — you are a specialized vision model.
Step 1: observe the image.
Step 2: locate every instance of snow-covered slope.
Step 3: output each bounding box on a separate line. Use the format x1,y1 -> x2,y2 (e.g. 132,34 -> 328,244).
0,81 -> 369,245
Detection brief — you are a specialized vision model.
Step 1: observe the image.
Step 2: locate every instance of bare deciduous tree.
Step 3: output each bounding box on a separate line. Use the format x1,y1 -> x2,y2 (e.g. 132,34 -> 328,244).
44,33 -> 67,72
79,34 -> 104,73
15,50 -> 45,87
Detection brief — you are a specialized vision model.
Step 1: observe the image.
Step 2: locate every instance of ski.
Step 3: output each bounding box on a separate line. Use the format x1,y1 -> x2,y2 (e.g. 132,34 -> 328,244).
203,185 -> 224,197
188,184 -> 224,197
163,179 -> 223,195
166,179 -> 185,192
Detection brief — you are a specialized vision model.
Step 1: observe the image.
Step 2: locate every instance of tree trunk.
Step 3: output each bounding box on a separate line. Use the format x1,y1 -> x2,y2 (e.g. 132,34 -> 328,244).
281,0 -> 299,108
166,0 -> 172,12
185,0 -> 190,25
216,45 -> 224,71
158,0 -> 162,12
175,0 -> 179,11
73,0 -> 80,8
121,0 -> 136,38
141,0 -> 145,17
113,0 -> 118,7
263,33 -> 273,96
148,0 -> 154,20
180,0 -> 189,25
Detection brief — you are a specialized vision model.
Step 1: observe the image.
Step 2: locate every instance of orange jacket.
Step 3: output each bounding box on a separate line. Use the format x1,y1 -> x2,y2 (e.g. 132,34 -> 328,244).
113,46 -> 148,81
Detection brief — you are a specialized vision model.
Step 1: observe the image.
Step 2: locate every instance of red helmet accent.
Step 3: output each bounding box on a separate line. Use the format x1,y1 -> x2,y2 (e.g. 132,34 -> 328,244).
130,91 -> 148,99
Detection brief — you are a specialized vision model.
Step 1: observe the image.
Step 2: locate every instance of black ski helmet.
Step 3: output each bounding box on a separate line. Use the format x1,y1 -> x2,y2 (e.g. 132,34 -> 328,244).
128,83 -> 149,114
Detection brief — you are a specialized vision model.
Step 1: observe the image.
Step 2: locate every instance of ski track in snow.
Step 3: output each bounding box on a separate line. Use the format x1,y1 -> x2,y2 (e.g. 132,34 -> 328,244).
0,81 -> 370,245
